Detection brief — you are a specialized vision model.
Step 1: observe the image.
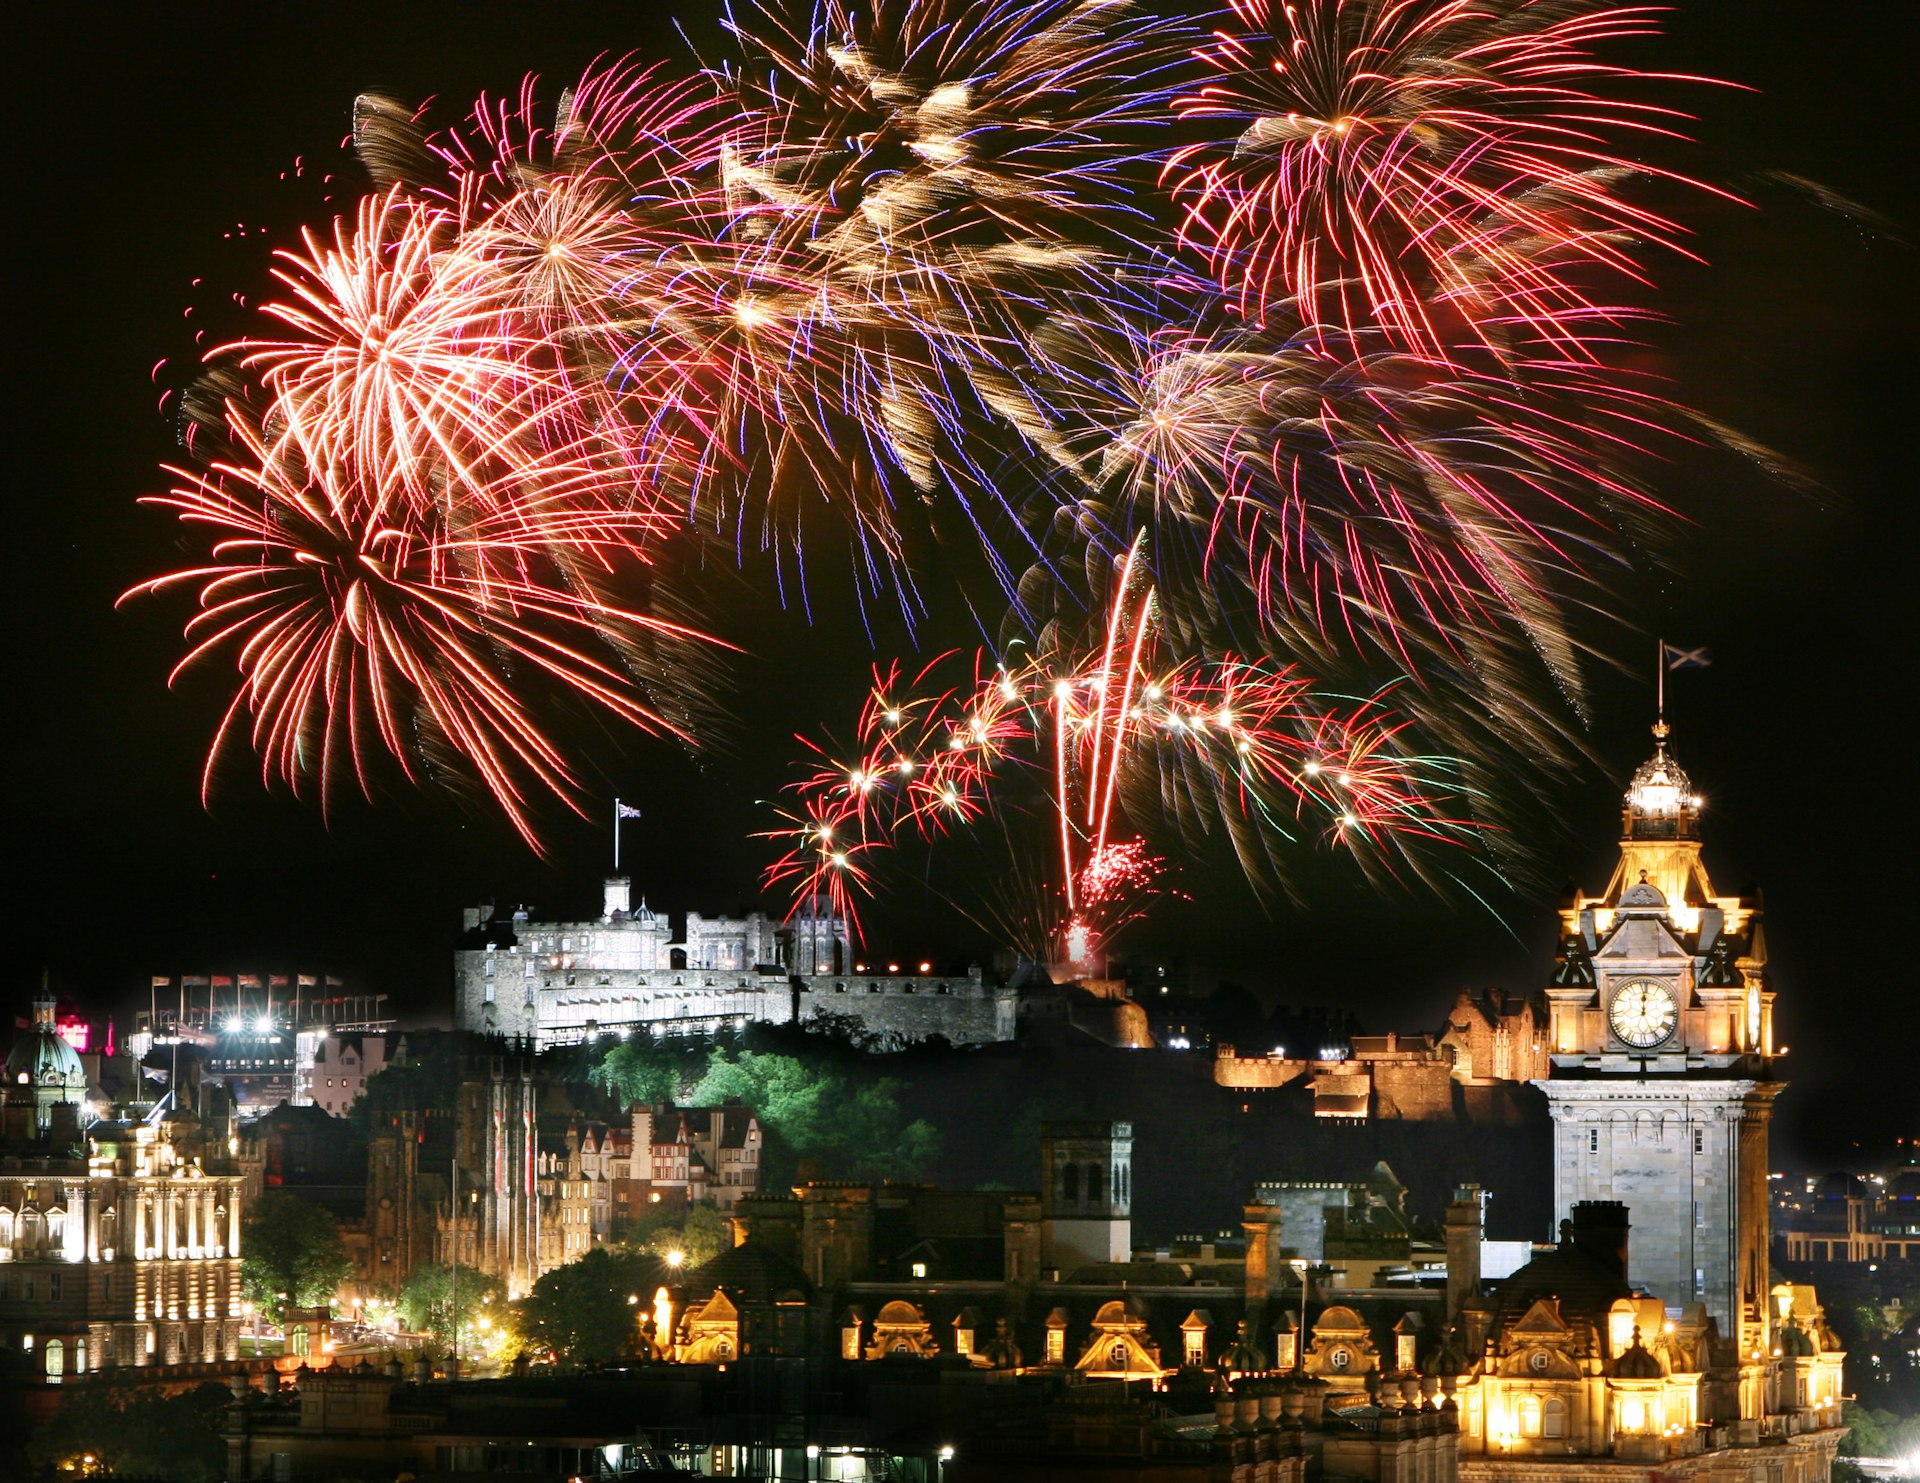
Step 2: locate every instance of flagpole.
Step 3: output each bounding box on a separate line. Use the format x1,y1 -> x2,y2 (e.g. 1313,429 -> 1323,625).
614,798 -> 622,873
1656,636 -> 1665,724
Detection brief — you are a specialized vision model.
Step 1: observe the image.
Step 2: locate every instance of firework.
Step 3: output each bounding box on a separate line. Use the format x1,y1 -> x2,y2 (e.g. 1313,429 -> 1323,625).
135,0 -> 1764,864
1164,0 -> 1730,358
765,538 -> 1474,956
1015,293 -> 1694,760
685,0 -> 1184,569
125,404 -> 727,851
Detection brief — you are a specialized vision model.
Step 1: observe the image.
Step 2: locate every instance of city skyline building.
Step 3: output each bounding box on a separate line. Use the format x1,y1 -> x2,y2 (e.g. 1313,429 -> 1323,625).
1538,720 -> 1781,1361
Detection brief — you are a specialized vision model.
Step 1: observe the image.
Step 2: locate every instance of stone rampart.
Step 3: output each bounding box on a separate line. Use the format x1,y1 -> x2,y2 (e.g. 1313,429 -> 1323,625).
797,968 -> 1017,1046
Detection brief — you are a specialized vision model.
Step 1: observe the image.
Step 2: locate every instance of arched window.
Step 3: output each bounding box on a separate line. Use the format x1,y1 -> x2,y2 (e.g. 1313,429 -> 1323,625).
0,1208 -> 13,1249
44,1339 -> 64,1379
1086,1166 -> 1105,1204
1062,1164 -> 1080,1202
1542,1397 -> 1567,1438
1518,1395 -> 1542,1437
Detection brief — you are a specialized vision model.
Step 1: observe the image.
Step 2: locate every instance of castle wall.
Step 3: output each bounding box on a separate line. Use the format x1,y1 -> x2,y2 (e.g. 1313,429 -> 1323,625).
456,896 -> 1015,1048
796,968 -> 1016,1046
1370,1062 -> 1455,1120
1215,1043 -> 1456,1120
1214,1048 -> 1311,1090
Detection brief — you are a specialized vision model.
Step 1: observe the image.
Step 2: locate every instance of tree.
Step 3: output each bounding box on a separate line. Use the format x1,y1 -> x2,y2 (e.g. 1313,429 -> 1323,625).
26,1381 -> 229,1482
624,1201 -> 731,1270
691,1048 -> 939,1182
518,1247 -> 668,1363
241,1192 -> 352,1323
396,1262 -> 507,1346
592,1033 -> 707,1108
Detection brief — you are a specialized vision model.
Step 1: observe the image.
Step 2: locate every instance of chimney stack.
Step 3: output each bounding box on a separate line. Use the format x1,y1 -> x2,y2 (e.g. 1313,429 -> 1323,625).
1242,1201 -> 1285,1323
1445,1185 -> 1483,1321
1569,1200 -> 1631,1276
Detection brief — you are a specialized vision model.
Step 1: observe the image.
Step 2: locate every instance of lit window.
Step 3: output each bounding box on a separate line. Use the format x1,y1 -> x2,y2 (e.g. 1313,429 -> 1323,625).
911,1263 -> 927,1279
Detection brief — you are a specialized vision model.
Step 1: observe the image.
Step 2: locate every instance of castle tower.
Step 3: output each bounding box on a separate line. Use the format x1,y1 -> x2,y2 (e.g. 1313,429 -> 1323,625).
1536,722 -> 1780,1368
1041,1120 -> 1132,1273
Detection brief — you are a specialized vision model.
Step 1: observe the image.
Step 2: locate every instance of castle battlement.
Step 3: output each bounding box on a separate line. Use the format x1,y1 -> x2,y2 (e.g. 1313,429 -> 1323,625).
455,879 -> 1015,1049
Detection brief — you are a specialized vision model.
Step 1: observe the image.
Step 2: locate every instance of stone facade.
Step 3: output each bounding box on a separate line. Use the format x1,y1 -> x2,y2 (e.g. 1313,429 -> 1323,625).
292,1032 -> 393,1116
0,1116 -> 245,1379
1439,990 -> 1550,1086
1536,724 -> 1778,1358
1213,1033 -> 1457,1119
454,877 -> 1016,1048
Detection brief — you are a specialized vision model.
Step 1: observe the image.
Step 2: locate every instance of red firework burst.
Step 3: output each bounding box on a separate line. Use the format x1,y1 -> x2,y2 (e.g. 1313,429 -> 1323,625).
1164,0 -> 1735,358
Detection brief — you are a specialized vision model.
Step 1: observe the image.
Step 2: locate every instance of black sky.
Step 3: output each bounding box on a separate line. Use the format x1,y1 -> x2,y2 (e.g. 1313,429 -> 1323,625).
10,1 -> 1915,1167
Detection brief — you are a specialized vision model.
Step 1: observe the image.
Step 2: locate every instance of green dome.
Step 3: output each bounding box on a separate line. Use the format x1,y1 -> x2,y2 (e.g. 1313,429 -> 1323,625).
6,1029 -> 84,1085
7,998 -> 85,1087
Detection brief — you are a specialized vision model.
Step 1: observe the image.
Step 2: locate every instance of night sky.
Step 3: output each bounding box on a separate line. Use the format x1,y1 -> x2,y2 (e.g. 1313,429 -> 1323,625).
11,2 -> 1914,1167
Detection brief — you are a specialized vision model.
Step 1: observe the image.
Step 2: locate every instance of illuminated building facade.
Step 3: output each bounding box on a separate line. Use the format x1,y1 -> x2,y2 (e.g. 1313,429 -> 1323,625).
0,1003 -> 246,1381
454,877 -> 1015,1048
1538,722 -> 1778,1360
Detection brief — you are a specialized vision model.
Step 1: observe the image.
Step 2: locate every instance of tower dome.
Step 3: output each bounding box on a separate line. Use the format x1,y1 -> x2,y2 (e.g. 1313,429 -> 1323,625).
5,989 -> 84,1087
5,986 -> 88,1136
1623,722 -> 1702,842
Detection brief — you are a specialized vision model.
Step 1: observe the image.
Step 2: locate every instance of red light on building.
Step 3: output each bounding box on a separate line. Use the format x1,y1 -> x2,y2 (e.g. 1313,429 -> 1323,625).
55,1016 -> 90,1053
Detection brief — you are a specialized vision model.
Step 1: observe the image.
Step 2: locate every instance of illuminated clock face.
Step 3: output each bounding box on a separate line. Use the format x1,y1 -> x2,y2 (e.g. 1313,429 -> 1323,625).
1609,979 -> 1678,1049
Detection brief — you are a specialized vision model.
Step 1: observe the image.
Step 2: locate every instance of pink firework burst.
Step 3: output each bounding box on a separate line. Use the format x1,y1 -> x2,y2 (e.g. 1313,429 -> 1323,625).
1163,0 -> 1736,359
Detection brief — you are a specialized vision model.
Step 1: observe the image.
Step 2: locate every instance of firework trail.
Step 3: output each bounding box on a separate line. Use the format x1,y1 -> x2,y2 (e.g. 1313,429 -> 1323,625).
1016,297 -> 1684,714
1163,0 -> 1731,360
689,0 -> 1185,573
133,0 -> 1766,862
766,537 -> 1475,957
123,411 -> 728,850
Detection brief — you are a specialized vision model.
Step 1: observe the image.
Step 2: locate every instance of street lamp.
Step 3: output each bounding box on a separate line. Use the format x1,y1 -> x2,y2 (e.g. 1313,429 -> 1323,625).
1289,1259 -> 1309,1372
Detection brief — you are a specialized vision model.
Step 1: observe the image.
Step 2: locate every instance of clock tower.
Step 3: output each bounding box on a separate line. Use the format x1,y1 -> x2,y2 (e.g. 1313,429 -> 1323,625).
1536,721 -> 1780,1368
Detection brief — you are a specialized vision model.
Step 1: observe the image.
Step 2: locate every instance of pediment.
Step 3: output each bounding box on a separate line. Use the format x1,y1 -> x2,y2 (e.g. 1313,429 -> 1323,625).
1497,1343 -> 1583,1380
1091,1298 -> 1148,1331
1595,912 -> 1691,965
1507,1298 -> 1571,1335
690,1288 -> 739,1322
1314,1305 -> 1370,1336
1075,1330 -> 1162,1376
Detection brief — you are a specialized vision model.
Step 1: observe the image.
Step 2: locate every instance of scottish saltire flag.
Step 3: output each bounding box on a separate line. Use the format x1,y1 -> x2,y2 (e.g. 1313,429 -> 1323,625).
1663,644 -> 1712,670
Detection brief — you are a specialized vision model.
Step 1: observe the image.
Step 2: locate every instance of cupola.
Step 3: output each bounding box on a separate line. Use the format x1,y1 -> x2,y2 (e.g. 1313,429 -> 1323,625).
1622,722 -> 1702,842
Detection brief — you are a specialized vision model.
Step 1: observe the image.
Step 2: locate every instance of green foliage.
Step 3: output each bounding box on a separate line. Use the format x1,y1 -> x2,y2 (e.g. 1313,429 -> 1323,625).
591,1032 -> 708,1108
692,1048 -> 938,1181
26,1381 -> 229,1482
1840,1402 -> 1893,1456
240,1192 -> 352,1323
518,1247 -> 670,1363
589,1026 -> 940,1185
396,1262 -> 507,1345
624,1201 -> 731,1270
